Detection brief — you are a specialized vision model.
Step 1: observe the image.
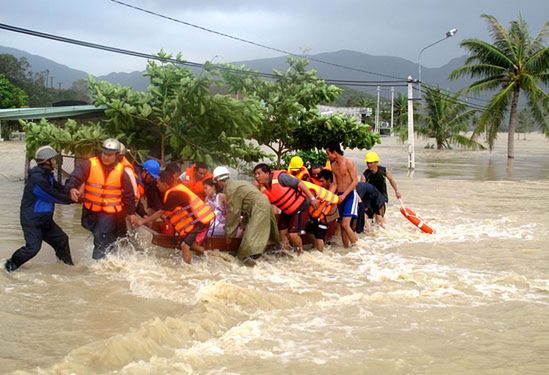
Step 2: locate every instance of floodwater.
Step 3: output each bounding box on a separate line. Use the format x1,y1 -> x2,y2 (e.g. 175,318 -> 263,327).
1,134 -> 548,374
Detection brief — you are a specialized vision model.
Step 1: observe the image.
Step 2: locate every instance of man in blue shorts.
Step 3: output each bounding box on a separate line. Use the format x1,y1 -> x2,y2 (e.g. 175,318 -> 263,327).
325,141 -> 359,248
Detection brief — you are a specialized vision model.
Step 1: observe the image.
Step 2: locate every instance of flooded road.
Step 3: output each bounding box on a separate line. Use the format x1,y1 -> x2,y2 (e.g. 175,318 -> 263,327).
1,134 -> 548,374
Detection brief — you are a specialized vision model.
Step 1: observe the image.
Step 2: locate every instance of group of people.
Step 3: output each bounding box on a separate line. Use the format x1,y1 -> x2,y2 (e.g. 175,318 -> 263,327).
4,138 -> 401,272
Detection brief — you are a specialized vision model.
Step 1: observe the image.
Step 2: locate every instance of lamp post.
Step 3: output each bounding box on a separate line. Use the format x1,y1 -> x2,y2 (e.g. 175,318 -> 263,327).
418,28 -> 457,97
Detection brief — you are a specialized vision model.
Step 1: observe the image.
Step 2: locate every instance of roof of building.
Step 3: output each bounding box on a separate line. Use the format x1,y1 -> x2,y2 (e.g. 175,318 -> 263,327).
0,105 -> 106,121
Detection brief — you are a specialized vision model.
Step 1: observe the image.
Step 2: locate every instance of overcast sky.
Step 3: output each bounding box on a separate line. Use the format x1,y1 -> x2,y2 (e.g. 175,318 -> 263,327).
0,0 -> 547,76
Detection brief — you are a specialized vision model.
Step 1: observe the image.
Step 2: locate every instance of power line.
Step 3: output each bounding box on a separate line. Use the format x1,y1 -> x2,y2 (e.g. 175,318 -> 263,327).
0,22 -> 277,79
419,82 -> 490,109
0,22 -> 410,87
413,85 -> 488,111
108,0 -> 407,81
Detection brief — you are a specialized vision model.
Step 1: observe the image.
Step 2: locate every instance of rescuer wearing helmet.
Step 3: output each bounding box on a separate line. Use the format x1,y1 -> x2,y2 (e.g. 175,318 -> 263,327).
213,166 -> 279,265
66,138 -> 137,259
361,151 -> 401,226
287,156 -> 310,181
135,159 -> 163,217
4,146 -> 74,272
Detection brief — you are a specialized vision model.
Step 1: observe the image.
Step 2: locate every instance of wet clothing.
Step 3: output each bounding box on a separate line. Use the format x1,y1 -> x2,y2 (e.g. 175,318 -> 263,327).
206,193 -> 226,237
136,172 -> 163,216
81,210 -> 127,259
357,182 -> 387,217
355,182 -> 388,233
305,218 -> 329,240
162,184 -> 214,245
223,180 -> 279,259
278,199 -> 309,233
362,166 -> 388,201
7,165 -> 73,270
66,158 -> 135,259
337,190 -> 359,219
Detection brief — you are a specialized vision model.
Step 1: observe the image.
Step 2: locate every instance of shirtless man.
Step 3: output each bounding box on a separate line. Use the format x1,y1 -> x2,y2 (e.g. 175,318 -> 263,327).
324,140 -> 358,248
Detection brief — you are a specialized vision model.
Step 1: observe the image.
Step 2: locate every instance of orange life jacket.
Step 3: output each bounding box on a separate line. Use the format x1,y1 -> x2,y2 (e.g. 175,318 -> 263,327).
288,166 -> 310,181
163,183 -> 215,237
260,170 -> 306,215
303,181 -> 339,220
182,165 -> 213,201
83,157 -> 124,213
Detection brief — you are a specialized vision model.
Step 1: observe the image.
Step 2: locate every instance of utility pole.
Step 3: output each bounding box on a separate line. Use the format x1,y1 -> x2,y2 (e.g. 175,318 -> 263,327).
50,76 -> 54,89
390,86 -> 394,135
375,85 -> 380,133
407,77 -> 415,170
58,82 -> 62,90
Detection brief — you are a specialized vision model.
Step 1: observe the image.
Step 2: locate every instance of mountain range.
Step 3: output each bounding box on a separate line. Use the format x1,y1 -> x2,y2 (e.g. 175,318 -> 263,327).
1,45 -> 472,95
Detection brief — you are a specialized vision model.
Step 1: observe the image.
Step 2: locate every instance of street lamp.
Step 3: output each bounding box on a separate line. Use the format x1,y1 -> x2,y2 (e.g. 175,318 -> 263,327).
417,28 -> 457,96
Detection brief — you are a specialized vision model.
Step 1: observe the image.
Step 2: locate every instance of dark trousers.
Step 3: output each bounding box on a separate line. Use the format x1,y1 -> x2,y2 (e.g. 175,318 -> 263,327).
355,201 -> 366,233
10,220 -> 73,269
82,210 -> 127,259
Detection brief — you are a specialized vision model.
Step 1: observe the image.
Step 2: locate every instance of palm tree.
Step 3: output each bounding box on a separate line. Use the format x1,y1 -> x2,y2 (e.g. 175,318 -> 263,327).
418,86 -> 484,149
450,14 -> 549,158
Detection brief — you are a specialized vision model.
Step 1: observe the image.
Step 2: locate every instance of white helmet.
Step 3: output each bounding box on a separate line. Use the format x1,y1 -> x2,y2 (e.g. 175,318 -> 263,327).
119,142 -> 126,156
212,166 -> 230,181
35,145 -> 58,164
102,138 -> 121,153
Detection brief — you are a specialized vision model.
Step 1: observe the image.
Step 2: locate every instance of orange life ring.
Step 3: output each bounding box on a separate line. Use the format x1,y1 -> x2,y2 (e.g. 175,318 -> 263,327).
400,207 -> 434,234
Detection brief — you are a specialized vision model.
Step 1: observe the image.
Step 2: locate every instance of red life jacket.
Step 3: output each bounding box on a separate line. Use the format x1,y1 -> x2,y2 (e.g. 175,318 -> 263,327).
260,170 -> 306,215
303,181 -> 338,220
163,183 -> 215,237
83,157 -> 124,214
182,165 -> 213,201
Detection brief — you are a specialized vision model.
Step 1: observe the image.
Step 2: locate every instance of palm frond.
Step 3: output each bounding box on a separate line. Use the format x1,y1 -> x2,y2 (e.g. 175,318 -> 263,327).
449,134 -> 486,150
459,39 -> 516,69
465,75 -> 507,94
481,14 -> 517,59
474,83 -> 514,148
524,47 -> 549,75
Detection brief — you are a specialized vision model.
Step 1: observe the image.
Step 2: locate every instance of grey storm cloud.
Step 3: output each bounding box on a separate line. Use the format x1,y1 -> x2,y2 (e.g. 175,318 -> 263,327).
0,0 -> 547,75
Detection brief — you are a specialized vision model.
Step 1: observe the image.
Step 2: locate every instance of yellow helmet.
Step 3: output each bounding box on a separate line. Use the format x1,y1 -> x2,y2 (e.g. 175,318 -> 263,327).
365,151 -> 380,163
288,156 -> 304,170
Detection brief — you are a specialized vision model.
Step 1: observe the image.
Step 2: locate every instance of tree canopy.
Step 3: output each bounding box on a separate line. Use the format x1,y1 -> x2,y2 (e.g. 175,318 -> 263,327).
219,57 -> 379,165
89,51 -> 264,167
450,14 -> 549,158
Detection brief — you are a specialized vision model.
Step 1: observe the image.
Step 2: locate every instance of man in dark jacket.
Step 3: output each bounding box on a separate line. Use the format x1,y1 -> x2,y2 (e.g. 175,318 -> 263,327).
5,146 -> 74,272
65,138 -> 137,259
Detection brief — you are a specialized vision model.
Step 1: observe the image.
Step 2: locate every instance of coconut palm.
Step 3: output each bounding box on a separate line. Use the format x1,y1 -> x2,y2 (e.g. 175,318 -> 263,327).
449,14 -> 549,158
418,86 -> 484,149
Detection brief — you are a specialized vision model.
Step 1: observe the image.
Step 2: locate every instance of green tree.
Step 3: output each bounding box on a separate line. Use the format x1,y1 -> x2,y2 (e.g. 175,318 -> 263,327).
89,51 -> 264,166
220,57 -> 379,165
516,108 -> 535,140
0,74 -> 28,108
22,119 -> 107,158
418,86 -> 485,149
450,14 -> 549,158
0,54 -> 31,86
